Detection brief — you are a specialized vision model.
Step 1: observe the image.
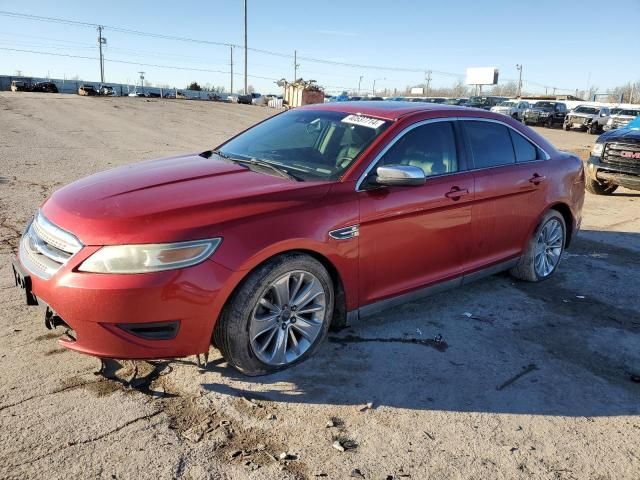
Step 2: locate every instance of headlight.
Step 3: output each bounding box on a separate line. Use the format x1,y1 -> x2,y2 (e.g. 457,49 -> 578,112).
78,238 -> 222,274
591,143 -> 604,157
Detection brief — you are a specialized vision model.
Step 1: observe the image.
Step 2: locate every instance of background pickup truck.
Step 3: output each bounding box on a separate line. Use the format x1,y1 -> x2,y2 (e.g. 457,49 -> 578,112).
564,105 -> 610,134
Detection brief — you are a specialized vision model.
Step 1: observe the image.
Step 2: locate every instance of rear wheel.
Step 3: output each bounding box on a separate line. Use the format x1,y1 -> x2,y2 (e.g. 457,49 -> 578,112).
585,177 -> 618,195
214,253 -> 334,376
510,211 -> 566,282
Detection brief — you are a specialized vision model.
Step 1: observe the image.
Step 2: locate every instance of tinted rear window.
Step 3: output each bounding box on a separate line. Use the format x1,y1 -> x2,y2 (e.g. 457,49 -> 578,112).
464,121 -> 515,168
509,130 -> 540,162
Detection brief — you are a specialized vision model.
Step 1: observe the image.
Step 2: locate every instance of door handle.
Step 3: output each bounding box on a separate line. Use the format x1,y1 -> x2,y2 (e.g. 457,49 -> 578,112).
529,174 -> 547,185
445,187 -> 469,200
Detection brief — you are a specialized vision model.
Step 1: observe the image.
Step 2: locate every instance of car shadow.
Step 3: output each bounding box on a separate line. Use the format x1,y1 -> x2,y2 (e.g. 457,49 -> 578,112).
200,230 -> 640,417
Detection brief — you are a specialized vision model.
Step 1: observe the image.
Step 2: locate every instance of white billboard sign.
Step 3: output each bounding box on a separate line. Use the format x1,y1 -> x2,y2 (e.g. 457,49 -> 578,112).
410,87 -> 424,95
465,67 -> 499,85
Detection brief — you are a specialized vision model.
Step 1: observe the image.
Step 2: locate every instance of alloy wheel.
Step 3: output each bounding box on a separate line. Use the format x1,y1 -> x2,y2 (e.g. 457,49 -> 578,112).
534,219 -> 564,278
249,270 -> 326,366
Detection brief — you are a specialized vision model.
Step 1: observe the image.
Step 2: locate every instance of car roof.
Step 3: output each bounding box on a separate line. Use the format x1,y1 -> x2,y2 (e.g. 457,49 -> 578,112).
298,101 -> 469,121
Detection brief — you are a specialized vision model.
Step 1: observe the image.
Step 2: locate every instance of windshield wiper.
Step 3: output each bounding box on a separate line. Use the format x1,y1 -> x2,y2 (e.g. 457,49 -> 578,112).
210,150 -> 302,181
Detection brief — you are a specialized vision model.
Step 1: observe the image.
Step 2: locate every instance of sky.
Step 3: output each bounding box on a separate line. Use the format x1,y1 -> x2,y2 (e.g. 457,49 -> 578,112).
0,0 -> 639,95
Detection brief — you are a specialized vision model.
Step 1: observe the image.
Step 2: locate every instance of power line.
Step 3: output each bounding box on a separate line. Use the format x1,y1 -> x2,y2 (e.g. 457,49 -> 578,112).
0,9 -> 465,78
0,47 -> 279,81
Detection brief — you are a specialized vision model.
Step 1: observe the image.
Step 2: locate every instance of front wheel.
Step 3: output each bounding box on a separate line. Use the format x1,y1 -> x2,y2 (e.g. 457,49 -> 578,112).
564,123 -> 571,131
214,253 -> 334,376
545,118 -> 554,128
588,122 -> 599,135
510,211 -> 566,282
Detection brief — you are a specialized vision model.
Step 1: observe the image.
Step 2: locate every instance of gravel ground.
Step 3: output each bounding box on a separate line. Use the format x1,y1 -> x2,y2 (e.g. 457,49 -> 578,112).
1,93 -> 639,480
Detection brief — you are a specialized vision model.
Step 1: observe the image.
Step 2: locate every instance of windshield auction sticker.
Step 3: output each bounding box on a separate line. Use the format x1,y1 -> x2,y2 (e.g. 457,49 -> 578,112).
341,114 -> 386,129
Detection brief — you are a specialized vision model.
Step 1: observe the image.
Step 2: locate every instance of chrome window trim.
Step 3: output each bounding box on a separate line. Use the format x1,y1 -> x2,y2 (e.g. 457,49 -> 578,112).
355,118 -> 454,192
355,116 -> 551,192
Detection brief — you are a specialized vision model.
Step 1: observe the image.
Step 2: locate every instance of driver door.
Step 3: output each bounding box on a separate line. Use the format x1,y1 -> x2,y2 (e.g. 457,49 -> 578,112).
357,120 -> 474,307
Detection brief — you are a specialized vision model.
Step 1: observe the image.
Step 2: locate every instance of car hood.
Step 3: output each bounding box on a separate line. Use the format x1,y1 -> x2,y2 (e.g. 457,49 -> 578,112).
569,112 -> 598,119
527,107 -> 553,113
597,127 -> 640,144
42,153 -> 331,245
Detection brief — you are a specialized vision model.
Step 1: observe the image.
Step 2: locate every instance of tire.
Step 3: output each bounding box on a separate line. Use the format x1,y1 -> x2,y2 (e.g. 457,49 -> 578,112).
214,253 -> 334,376
545,118 -> 554,128
510,210 -> 566,282
564,123 -> 571,131
585,177 -> 618,195
588,123 -> 599,135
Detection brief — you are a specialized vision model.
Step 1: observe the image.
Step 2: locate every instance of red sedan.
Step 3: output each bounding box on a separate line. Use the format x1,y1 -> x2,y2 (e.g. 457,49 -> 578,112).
13,102 -> 584,375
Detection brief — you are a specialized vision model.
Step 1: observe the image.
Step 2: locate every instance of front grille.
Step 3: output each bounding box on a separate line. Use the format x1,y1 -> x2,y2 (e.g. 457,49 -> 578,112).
569,115 -> 587,125
602,143 -> 640,170
19,212 -> 83,279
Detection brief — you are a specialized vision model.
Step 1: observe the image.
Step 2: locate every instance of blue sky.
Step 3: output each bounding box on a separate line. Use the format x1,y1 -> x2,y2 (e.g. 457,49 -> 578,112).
0,0 -> 638,95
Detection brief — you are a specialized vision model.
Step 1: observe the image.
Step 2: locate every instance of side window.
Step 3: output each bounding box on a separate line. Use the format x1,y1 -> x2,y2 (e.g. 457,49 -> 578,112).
509,130 -> 540,163
463,121 -> 515,168
379,122 -> 458,177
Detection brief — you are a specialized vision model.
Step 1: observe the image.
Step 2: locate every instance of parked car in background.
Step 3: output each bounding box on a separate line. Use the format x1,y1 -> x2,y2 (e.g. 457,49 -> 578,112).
364,96 -> 384,101
603,108 -> 640,131
385,96 -> 406,101
98,85 -> 116,96
78,85 -> 98,96
31,81 -> 59,93
523,101 -> 568,128
10,80 -> 32,92
465,96 -> 507,110
490,100 -> 530,120
423,97 -> 447,104
12,102 -> 584,375
348,96 -> 363,101
128,89 -> 146,97
564,105 -> 610,134
445,98 -> 468,106
586,116 -> 640,194
237,92 -> 262,104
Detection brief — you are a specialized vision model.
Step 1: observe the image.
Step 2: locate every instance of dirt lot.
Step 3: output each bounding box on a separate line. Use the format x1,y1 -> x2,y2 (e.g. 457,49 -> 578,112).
1,93 -> 639,480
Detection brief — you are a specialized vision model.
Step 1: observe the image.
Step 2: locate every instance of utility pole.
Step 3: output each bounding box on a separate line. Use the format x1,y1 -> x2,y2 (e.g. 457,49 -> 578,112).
516,64 -> 522,97
425,70 -> 432,96
138,71 -> 145,94
358,75 -> 363,95
372,77 -> 385,95
230,45 -> 234,94
243,0 -> 248,94
293,50 -> 299,82
97,25 -> 106,83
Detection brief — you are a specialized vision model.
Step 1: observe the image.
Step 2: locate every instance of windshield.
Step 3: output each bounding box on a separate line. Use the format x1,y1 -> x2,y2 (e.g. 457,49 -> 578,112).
534,102 -> 556,110
217,110 -> 389,181
498,101 -> 518,107
468,96 -> 490,105
617,109 -> 640,117
574,106 -> 599,114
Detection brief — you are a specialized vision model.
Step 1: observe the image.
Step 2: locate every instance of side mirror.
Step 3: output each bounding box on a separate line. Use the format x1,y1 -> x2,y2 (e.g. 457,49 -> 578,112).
374,165 -> 426,186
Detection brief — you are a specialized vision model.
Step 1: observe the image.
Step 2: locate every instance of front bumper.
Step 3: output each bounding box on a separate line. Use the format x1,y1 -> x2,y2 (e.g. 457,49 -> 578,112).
15,249 -> 235,359
586,155 -> 640,191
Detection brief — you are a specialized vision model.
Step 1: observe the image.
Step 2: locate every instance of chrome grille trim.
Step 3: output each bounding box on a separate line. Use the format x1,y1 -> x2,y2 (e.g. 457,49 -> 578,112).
18,212 -> 83,279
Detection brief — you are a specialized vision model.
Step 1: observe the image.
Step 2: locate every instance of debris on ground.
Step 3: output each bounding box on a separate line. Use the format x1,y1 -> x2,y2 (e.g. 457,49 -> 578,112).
279,452 -> 297,461
326,419 -> 335,428
332,440 -> 346,452
357,402 -> 374,412
350,468 -> 365,478
497,364 -> 539,391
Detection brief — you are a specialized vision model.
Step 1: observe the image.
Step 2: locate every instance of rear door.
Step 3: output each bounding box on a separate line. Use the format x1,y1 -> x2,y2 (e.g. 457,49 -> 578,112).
357,120 -> 474,305
461,119 -> 549,272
